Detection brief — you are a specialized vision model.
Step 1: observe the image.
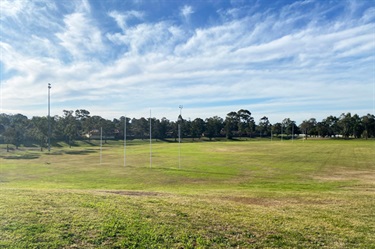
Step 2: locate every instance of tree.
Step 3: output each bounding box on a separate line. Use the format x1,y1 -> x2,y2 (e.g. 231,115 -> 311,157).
315,121 -> 329,137
3,127 -> 17,151
224,111 -> 238,139
281,118 -> 298,137
181,118 -> 191,138
3,114 -> 28,149
272,122 -> 282,136
61,110 -> 78,147
299,118 -> 316,139
191,118 -> 205,140
0,114 -> 8,144
205,116 -> 223,140
101,119 -> 115,143
352,114 -> 363,138
75,109 -> 90,120
338,113 -> 353,138
131,117 -> 148,139
0,124 -> 5,137
158,117 -> 170,140
237,109 -> 249,137
289,120 -> 299,137
29,116 -> 48,151
257,116 -> 271,137
75,109 -> 91,138
361,114 -> 375,139
324,115 -> 339,137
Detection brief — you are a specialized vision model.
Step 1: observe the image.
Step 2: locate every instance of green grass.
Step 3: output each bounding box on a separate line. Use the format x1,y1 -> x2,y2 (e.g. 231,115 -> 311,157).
0,139 -> 374,248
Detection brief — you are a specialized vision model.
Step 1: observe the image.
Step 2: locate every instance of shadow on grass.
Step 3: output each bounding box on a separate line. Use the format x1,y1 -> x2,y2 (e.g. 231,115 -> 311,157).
154,166 -> 238,177
48,151 -> 64,155
82,140 -> 97,146
64,149 -> 96,155
1,154 -> 40,160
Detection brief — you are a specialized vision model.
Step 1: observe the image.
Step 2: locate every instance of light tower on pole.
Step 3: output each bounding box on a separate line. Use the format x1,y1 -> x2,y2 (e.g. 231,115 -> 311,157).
48,83 -> 51,152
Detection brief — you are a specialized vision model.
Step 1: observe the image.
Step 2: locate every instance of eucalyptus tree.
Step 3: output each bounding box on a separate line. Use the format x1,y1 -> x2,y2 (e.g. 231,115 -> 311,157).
237,109 -> 255,137
224,111 -> 238,139
361,114 -> 375,139
101,119 -> 115,143
0,123 -> 5,138
299,118 -> 317,139
352,114 -> 363,138
0,114 -> 10,143
315,121 -> 329,137
323,115 -> 339,137
181,118 -> 191,138
29,116 -> 48,151
60,110 -> 78,147
75,109 -> 91,137
3,114 -> 29,149
338,113 -> 353,138
205,116 -> 223,140
281,118 -> 298,136
0,113 -> 10,129
257,116 -> 271,137
3,127 -> 16,151
131,117 -> 149,139
158,117 -> 170,140
191,118 -> 205,140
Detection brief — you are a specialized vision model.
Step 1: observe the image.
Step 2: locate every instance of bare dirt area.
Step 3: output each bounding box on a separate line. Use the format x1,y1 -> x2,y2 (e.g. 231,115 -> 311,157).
314,169 -> 375,185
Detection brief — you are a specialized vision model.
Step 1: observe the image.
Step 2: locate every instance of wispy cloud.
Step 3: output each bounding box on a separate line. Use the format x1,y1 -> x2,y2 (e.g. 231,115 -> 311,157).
181,5 -> 194,20
0,0 -> 26,18
0,0 -> 373,122
56,12 -> 105,60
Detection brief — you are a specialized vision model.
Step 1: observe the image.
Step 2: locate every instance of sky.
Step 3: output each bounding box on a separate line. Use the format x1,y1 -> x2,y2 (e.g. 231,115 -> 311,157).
0,0 -> 374,124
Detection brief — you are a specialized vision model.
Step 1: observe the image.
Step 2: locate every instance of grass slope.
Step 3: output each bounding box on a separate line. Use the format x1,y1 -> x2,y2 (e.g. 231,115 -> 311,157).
0,139 -> 374,248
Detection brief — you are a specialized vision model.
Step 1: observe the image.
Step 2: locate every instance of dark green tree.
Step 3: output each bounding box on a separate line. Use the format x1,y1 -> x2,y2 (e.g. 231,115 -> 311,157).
299,118 -> 316,139
61,110 -> 78,147
191,118 -> 205,140
324,115 -> 339,137
352,114 -> 363,138
157,117 -> 170,140
272,122 -> 282,137
361,114 -> 375,139
29,116 -> 48,151
3,114 -> 28,149
224,111 -> 238,139
205,116 -> 223,140
338,113 -> 353,138
237,109 -> 254,137
257,116 -> 271,137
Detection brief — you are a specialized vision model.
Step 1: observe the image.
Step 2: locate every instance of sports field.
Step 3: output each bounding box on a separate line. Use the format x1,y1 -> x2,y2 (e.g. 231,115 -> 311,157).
0,139 -> 374,248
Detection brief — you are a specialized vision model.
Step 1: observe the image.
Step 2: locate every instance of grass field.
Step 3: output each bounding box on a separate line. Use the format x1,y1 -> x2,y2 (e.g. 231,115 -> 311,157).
0,139 -> 374,248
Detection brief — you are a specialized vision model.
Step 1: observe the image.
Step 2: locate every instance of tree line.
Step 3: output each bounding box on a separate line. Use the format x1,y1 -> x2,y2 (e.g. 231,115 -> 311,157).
0,109 -> 374,150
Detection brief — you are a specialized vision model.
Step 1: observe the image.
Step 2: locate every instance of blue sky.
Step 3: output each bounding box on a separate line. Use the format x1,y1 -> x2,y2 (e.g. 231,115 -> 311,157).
1,0 -> 374,123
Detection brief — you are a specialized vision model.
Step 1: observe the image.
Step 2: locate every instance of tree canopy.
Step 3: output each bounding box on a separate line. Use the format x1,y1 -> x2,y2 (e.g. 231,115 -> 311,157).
0,110 -> 374,149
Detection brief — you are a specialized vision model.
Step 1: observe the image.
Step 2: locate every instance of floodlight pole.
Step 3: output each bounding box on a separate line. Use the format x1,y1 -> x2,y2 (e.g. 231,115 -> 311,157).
178,105 -> 183,169
48,83 -> 51,152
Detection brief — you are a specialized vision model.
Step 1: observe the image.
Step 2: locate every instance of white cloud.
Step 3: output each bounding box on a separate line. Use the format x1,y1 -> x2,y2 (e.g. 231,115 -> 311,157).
0,0 -> 26,18
107,21 -> 186,55
1,0 -> 373,122
56,12 -> 105,59
181,5 -> 194,20
108,10 -> 144,31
